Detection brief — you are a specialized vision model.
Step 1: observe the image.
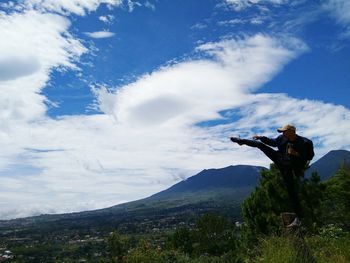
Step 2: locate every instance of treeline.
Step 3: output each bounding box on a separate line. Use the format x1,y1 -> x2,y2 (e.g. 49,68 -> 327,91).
103,165 -> 350,263
10,165 -> 350,262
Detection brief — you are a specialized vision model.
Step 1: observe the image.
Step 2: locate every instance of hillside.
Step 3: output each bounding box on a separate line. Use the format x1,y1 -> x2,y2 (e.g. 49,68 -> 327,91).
0,149 -> 349,263
149,165 -> 263,199
306,149 -> 350,179
1,150 -> 349,233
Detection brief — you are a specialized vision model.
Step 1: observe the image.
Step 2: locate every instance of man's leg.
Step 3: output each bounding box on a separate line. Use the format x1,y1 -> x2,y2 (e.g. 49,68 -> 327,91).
281,169 -> 303,218
231,138 -> 284,169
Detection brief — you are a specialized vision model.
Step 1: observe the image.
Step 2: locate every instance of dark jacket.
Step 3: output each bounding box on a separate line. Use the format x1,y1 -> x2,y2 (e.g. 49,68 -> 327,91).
260,134 -> 314,167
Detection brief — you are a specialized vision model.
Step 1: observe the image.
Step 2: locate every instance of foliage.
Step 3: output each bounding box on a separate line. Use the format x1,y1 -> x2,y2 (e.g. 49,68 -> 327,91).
125,246 -> 189,263
251,233 -> 350,263
107,231 -> 130,262
241,164 -> 325,243
193,213 -> 237,256
167,213 -> 238,257
241,165 -> 291,241
168,227 -> 194,255
298,172 -> 325,229
306,233 -> 350,263
322,165 -> 350,230
318,224 -> 347,241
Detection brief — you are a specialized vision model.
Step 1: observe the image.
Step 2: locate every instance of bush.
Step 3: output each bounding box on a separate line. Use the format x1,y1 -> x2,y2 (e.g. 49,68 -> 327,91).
307,234 -> 350,263
125,246 -> 189,263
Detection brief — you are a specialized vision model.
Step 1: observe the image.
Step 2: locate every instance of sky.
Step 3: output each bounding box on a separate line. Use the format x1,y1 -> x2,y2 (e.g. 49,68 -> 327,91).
0,0 -> 349,220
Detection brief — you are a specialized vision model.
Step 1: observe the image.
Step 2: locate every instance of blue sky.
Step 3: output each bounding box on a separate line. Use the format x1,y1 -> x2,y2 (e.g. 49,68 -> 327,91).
0,0 -> 349,219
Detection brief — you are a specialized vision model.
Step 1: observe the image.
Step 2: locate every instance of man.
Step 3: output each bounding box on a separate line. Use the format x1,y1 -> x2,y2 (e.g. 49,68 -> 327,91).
230,124 -> 314,227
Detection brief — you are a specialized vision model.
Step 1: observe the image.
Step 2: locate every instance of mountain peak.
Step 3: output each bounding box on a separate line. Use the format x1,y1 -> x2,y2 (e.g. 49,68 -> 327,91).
150,165 -> 266,200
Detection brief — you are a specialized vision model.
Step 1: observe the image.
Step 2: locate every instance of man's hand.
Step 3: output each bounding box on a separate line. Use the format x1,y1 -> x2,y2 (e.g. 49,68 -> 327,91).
252,135 -> 262,140
288,146 -> 300,157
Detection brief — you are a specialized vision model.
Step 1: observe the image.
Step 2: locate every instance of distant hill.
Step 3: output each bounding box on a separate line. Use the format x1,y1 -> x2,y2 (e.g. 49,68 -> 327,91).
1,150 -> 349,234
306,149 -> 350,180
101,164 -> 266,224
149,165 -> 264,200
0,165 -> 265,233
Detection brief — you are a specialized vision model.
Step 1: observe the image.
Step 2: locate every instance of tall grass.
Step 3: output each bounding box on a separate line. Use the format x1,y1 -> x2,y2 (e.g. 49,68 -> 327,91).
307,234 -> 350,263
253,234 -> 350,263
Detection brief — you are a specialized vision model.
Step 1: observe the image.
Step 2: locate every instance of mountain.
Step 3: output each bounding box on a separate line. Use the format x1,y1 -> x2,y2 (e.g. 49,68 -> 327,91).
99,165 -> 266,224
1,150 -> 349,234
306,149 -> 350,180
0,165 -> 265,234
149,165 -> 264,200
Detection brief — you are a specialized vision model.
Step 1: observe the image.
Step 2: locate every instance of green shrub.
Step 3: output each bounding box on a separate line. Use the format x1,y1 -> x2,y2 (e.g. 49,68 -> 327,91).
307,234 -> 350,263
255,236 -> 297,263
125,247 -> 189,263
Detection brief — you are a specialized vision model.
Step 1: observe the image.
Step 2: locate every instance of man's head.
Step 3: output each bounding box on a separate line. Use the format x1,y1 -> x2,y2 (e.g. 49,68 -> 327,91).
277,124 -> 296,141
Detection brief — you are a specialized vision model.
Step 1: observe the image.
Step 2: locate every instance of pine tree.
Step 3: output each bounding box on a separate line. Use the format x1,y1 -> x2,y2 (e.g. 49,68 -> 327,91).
241,164 -> 325,242
322,165 -> 350,230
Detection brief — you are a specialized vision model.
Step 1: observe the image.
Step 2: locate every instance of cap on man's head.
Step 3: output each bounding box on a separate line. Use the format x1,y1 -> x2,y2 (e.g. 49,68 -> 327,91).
277,124 -> 296,133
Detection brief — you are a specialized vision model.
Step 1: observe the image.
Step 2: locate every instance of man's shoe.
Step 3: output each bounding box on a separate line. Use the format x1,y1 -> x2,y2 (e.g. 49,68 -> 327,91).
286,217 -> 301,228
230,137 -> 244,145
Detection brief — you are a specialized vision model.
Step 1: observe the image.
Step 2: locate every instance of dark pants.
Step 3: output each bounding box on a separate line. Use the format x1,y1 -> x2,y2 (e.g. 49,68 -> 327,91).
240,139 -> 303,217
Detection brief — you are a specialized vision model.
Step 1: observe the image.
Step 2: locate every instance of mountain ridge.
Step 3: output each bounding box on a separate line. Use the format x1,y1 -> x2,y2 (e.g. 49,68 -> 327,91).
306,149 -> 350,179
1,149 -> 349,226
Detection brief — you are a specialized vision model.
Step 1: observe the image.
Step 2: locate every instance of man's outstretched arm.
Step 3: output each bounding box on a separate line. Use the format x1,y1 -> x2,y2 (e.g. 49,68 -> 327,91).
253,135 -> 280,147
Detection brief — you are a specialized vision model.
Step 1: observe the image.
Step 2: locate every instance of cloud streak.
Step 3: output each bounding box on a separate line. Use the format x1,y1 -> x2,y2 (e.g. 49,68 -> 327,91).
224,0 -> 289,10
324,0 -> 350,37
84,31 -> 115,38
23,0 -> 122,15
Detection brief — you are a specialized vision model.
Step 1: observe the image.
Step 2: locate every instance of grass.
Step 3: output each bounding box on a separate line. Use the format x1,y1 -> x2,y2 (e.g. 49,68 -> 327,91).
253,233 -> 350,263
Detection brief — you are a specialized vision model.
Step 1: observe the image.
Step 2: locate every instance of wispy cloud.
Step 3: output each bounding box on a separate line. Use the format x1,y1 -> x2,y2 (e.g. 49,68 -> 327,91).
84,31 -> 115,38
224,0 -> 289,11
191,23 -> 207,30
99,14 -> 115,24
126,0 -> 142,12
23,0 -> 123,16
218,17 -> 266,26
323,0 -> 350,37
144,1 -> 156,11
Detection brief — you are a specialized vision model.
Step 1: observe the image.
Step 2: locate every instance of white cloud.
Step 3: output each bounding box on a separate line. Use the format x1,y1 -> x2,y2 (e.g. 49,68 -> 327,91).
84,31 -> 115,38
0,2 -> 87,219
104,35 -> 303,127
191,23 -> 208,30
0,31 -> 314,219
23,0 -> 123,16
218,17 -> 266,26
126,0 -> 142,12
0,55 -> 41,81
144,1 -> 156,11
99,14 -> 115,24
225,93 -> 350,158
224,0 -> 289,11
0,10 -> 86,127
324,0 -> 350,37
324,0 -> 350,25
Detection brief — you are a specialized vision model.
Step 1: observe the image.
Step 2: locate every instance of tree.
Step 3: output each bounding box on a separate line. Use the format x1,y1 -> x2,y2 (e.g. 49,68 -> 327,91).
241,164 -> 325,242
299,172 -> 325,229
241,165 -> 289,241
193,213 -> 237,256
322,165 -> 350,230
107,231 -> 129,262
168,227 -> 194,255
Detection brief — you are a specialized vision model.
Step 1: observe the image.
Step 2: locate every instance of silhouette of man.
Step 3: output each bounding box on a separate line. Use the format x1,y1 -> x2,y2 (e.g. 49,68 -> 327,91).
230,124 -> 314,226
